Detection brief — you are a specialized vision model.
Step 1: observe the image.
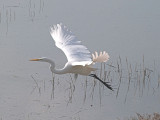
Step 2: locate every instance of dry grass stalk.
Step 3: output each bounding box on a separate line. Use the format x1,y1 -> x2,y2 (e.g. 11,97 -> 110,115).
135,113 -> 160,120
121,113 -> 160,120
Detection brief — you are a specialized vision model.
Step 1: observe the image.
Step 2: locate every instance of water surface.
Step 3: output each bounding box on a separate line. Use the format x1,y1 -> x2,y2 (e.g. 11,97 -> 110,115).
0,0 -> 160,120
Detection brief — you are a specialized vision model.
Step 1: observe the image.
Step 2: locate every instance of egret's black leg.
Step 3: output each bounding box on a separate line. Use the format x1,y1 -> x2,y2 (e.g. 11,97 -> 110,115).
89,74 -> 113,91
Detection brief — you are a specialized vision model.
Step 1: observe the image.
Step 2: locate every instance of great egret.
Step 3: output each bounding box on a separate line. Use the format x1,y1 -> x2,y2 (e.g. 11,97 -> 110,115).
30,23 -> 113,91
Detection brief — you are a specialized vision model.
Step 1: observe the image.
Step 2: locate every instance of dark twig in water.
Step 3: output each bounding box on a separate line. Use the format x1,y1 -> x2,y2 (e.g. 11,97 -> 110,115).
30,75 -> 41,95
50,73 -> 55,99
116,56 -> 123,98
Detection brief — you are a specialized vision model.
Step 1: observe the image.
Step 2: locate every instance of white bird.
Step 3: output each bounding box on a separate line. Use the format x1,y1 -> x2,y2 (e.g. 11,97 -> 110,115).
30,23 -> 113,91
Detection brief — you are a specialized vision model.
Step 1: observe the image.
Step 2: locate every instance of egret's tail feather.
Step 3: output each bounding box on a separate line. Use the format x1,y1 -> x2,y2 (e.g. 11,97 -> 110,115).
89,74 -> 113,91
92,51 -> 109,63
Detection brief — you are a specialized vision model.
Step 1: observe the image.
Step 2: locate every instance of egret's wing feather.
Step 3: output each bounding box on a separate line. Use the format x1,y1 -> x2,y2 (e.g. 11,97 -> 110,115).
92,51 -> 109,63
50,24 -> 92,66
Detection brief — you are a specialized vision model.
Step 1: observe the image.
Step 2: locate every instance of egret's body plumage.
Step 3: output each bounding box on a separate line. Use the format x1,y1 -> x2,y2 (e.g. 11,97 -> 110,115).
30,23 -> 113,91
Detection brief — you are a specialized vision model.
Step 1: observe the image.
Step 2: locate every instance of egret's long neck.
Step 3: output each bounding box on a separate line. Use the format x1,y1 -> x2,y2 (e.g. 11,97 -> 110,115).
46,59 -> 66,74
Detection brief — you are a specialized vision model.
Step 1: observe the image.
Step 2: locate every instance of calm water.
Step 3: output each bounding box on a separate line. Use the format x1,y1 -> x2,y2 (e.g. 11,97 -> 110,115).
0,0 -> 160,120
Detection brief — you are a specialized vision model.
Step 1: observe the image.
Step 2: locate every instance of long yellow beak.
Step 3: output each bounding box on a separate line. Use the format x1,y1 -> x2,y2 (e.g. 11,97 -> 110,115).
30,59 -> 40,61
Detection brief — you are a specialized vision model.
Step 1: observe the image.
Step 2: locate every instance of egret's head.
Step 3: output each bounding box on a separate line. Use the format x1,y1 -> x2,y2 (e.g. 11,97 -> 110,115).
30,57 -> 55,73
30,57 -> 55,65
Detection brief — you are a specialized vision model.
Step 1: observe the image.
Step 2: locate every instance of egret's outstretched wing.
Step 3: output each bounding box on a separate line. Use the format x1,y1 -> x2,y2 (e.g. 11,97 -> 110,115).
50,23 -> 92,66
